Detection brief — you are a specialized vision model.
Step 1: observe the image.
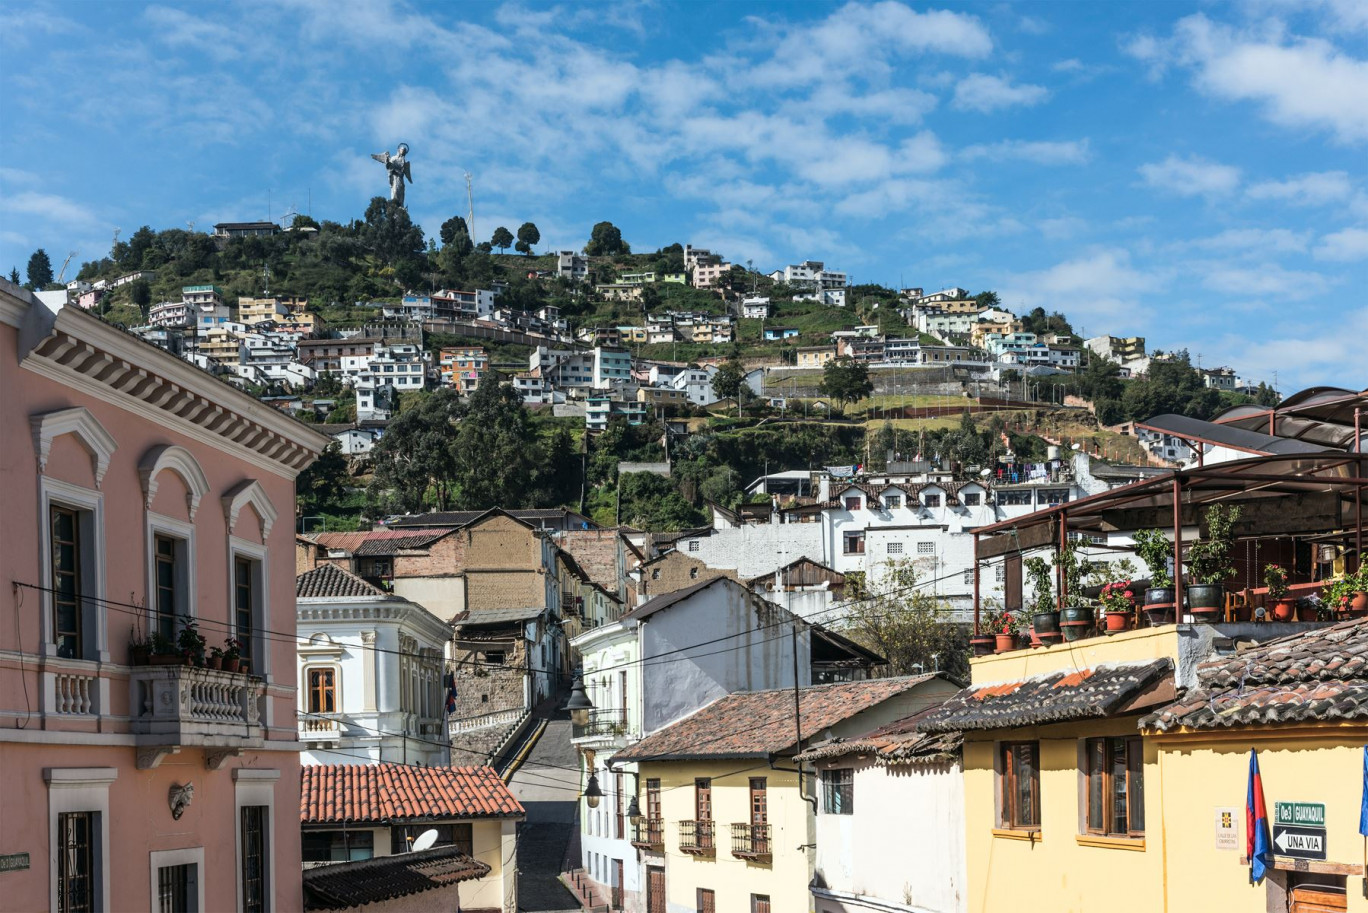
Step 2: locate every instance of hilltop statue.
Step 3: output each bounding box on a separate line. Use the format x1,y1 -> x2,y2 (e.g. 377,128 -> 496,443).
371,143 -> 412,208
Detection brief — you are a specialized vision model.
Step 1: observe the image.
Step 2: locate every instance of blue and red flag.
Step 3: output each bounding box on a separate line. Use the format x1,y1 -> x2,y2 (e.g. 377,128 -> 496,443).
1246,749 -> 1272,884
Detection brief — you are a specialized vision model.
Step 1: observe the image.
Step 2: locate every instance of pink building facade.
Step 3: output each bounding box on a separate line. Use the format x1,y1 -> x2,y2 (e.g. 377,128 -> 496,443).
0,280 -> 329,911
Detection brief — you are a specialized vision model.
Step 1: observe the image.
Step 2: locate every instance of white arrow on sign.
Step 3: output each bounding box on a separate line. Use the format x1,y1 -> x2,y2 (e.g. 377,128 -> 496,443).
1275,830 -> 1323,853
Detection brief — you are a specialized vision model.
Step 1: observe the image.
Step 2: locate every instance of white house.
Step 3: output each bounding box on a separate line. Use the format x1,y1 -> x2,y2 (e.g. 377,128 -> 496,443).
295,564 -> 450,766
330,427 -> 379,455
742,296 -> 771,319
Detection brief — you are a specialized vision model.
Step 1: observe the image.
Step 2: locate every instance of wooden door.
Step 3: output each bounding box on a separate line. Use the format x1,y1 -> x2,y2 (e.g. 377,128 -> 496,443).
646,865 -> 665,913
611,859 -> 624,910
1290,886 -> 1347,913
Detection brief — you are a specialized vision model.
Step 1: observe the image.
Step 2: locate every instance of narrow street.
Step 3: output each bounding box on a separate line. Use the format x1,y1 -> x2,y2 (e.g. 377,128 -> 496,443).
505,703 -> 583,912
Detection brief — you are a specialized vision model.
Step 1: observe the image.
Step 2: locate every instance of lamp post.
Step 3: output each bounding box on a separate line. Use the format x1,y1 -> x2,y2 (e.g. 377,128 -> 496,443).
566,671 -> 593,727
583,771 -> 603,809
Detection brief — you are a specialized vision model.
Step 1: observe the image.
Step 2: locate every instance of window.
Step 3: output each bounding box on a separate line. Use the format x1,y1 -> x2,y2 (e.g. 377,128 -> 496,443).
157,863 -> 196,913
154,534 -> 180,641
923,493 -> 941,507
695,778 -> 712,822
964,492 -> 981,506
821,768 -> 853,815
843,532 -> 865,555
308,668 -> 336,713
484,651 -> 505,666
301,831 -> 373,863
998,490 -> 1032,506
1041,489 -> 1070,505
234,557 -> 258,665
51,506 -> 83,659
751,895 -> 771,913
884,494 -> 901,509
844,496 -> 862,511
688,540 -> 699,552
1085,737 -> 1144,837
749,778 -> 767,826
615,771 -> 625,840
57,811 -> 95,913
1000,741 -> 1040,830
916,542 -> 935,555
646,778 -> 662,823
996,565 -> 1006,583
689,567 -> 699,579
886,542 -> 904,555
698,889 -> 716,913
240,806 -> 267,913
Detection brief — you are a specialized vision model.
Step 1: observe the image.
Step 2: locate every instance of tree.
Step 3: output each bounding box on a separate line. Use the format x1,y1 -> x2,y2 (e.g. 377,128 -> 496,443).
26,249 -> 53,289
296,443 -> 350,513
8,268 -> 18,284
449,381 -> 543,509
438,214 -> 473,258
843,562 -> 969,681
364,197 -> 427,270
129,278 -> 152,307
514,240 -> 531,255
491,226 -> 514,253
820,357 -> 873,410
711,359 -> 747,402
585,221 -> 628,256
516,222 -> 540,256
292,214 -> 320,230
973,290 -> 1000,310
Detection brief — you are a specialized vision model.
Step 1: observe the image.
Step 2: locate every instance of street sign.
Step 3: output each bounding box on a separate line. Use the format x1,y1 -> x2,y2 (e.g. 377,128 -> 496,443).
1273,802 -> 1326,861
0,853 -> 29,873
1214,807 -> 1239,851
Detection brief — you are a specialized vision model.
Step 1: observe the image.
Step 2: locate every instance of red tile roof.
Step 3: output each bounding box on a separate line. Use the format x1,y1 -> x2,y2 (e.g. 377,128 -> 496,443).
613,675 -> 940,762
300,763 -> 525,824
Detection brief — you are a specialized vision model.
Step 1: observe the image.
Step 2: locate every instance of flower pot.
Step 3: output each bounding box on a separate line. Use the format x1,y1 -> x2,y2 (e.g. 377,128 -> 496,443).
1032,611 -> 1060,636
1104,612 -> 1132,634
1038,630 -> 1063,646
207,655 -> 223,670
150,653 -> 181,665
970,635 -> 995,657
223,657 -> 241,673
129,645 -> 151,666
994,633 -> 1017,654
238,661 -> 250,675
1186,584 -> 1225,623
1060,606 -> 1095,642
1143,587 -> 1175,625
1350,592 -> 1368,617
1269,598 -> 1296,622
1296,602 -> 1321,623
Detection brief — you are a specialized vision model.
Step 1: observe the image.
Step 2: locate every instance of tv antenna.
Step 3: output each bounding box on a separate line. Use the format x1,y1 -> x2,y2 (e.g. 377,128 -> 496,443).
111,227 -> 121,250
186,220 -> 195,233
464,172 -> 476,244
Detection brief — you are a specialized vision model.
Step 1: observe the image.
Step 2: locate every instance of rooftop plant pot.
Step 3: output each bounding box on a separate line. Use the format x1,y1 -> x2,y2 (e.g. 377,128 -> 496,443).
994,633 -> 1017,654
1350,592 -> 1368,617
970,635 -> 995,657
1143,587 -> 1175,625
1296,601 -> 1321,623
1186,584 -> 1225,623
223,657 -> 241,673
1104,612 -> 1132,634
1060,605 -> 1095,642
1032,610 -> 1061,636
1269,598 -> 1296,623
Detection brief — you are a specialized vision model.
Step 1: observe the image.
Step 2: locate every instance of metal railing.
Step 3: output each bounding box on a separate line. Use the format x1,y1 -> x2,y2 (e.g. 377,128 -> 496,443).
730,823 -> 771,860
679,819 -> 715,855
571,708 -> 630,740
631,817 -> 664,850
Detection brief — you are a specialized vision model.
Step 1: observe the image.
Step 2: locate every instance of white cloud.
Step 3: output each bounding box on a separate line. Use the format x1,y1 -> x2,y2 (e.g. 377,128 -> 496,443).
961,139 -> 1091,165
1314,227 -> 1368,261
1052,58 -> 1085,72
952,73 -> 1048,112
1192,227 -> 1310,253
1201,263 -> 1331,298
1138,155 -> 1240,197
1245,171 -> 1355,205
1000,249 -> 1158,325
1218,306 -> 1368,391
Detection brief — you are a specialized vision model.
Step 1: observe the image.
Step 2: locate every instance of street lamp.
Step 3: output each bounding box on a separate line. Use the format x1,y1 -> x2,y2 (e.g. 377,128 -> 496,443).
583,772 -> 603,809
626,773 -> 644,824
565,672 -> 593,727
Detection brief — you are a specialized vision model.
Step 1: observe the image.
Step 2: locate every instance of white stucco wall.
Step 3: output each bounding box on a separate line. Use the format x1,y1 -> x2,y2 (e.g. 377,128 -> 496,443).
812,757 -> 966,913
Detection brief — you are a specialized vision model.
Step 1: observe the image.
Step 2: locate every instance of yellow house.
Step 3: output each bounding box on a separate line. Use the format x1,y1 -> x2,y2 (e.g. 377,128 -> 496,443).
614,676 -> 959,913
918,619 -> 1368,913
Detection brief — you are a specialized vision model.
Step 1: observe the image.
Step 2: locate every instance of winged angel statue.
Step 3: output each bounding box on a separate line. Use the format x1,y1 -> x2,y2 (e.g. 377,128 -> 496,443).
371,143 -> 412,208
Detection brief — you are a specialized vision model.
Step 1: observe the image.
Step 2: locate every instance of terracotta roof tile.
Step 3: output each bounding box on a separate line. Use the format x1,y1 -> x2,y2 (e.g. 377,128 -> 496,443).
302,845 -> 490,911
353,528 -> 456,556
613,675 -> 940,762
300,763 -> 525,824
919,659 -> 1172,733
296,564 -> 388,600
795,706 -> 963,765
1142,616 -> 1368,731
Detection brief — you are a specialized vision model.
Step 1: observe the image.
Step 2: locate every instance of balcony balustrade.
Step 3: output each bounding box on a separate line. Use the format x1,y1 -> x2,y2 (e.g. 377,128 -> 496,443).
631,817 -> 664,851
679,819 -> 715,856
730,823 -> 772,862
129,664 -> 265,768
571,708 -> 631,741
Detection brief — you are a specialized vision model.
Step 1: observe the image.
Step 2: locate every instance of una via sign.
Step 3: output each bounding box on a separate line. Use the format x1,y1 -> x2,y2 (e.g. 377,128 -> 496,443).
1272,802 -> 1326,861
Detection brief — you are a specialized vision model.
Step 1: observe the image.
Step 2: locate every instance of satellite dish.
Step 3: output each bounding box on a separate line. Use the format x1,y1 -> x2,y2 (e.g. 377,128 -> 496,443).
410,829 -> 439,852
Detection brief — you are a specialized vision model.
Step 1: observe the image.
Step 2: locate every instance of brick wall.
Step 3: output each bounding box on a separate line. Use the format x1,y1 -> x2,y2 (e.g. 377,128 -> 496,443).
638,552 -> 736,600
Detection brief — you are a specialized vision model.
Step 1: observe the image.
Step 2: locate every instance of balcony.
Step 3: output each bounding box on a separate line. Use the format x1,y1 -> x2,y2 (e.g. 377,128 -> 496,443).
679,819 -> 715,857
299,713 -> 341,741
631,818 -> 664,852
129,665 -> 266,769
571,708 -> 631,741
730,823 -> 771,863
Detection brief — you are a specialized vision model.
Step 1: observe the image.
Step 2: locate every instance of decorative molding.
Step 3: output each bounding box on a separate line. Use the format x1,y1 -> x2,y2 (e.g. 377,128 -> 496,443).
168,781 -> 194,819
221,479 -> 278,539
204,748 -> 242,771
30,407 -> 118,487
138,444 -> 210,519
136,745 -> 181,770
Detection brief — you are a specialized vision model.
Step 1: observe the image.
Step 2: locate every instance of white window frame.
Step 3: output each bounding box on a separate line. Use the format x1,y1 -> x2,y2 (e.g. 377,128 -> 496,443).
149,845 -> 205,913
45,767 -> 116,913
228,537 -> 269,679
233,769 -> 278,913
146,513 -> 196,637
38,477 -> 108,663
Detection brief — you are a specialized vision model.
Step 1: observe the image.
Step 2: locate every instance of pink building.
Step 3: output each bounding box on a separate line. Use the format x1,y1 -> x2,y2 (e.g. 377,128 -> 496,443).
0,279 -> 329,911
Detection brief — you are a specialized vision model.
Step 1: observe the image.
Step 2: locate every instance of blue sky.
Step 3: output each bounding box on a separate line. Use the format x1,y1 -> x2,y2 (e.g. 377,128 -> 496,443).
2,0 -> 1365,390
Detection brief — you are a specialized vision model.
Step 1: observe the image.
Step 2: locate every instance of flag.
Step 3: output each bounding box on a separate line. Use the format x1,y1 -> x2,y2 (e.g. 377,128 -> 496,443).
444,672 -> 458,716
1246,749 -> 1272,884
1359,745 -> 1368,837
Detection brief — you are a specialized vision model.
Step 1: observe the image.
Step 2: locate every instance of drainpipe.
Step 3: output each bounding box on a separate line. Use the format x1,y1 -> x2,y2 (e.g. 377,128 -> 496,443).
972,532 -> 981,637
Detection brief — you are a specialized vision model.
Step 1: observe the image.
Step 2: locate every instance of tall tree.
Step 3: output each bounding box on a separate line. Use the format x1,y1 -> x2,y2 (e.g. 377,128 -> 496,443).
26,249 -> 53,289
973,290 -> 1000,309
491,226 -> 514,253
438,214 -> 473,258
843,562 -> 969,682
820,357 -> 874,410
516,222 -> 540,256
585,221 -> 628,256
8,267 -> 19,284
296,443 -> 350,514
449,381 -> 543,508
711,359 -> 748,404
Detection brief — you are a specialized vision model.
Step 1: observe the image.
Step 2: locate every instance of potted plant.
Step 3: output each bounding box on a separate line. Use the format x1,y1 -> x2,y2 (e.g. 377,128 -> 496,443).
1058,543 -> 1095,642
1099,580 -> 1137,634
1025,557 -> 1060,644
176,619 -> 206,667
129,629 -> 152,667
207,646 -> 225,670
149,631 -> 180,665
989,609 -> 1023,654
1264,564 -> 1294,622
1185,504 -> 1242,623
1133,529 -> 1175,625
222,637 -> 242,674
1325,569 -> 1368,618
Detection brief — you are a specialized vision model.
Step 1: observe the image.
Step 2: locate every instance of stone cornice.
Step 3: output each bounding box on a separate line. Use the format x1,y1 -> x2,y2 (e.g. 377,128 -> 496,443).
297,600 -> 451,646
